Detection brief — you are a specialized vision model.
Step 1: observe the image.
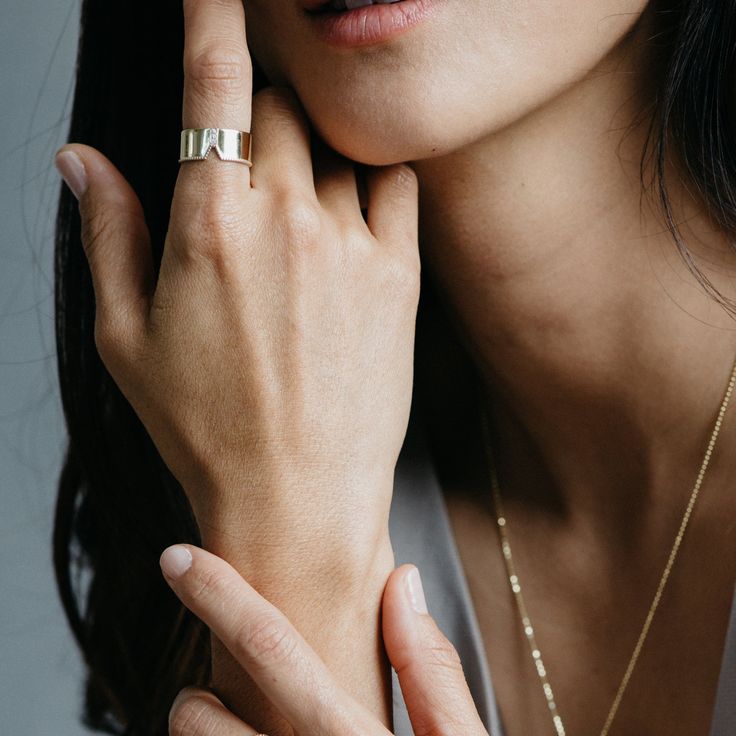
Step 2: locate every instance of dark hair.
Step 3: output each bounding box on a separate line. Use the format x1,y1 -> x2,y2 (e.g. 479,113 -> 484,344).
53,1 -> 736,734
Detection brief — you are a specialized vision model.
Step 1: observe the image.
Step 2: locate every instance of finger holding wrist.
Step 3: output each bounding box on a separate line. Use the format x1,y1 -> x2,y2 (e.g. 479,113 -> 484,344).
382,564 -> 488,736
160,544 -> 390,736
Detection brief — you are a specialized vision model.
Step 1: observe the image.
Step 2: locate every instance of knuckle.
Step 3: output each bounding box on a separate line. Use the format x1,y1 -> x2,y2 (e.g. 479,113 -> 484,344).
169,694 -> 217,736
82,204 -> 148,272
81,208 -> 115,265
192,199 -> 243,242
93,312 -> 138,366
186,236 -> 242,275
188,566 -> 227,607
272,192 -> 323,245
384,253 -> 421,297
176,207 -> 246,270
187,44 -> 251,96
234,613 -> 298,670
425,637 -> 464,675
390,164 -> 418,194
93,317 -> 119,360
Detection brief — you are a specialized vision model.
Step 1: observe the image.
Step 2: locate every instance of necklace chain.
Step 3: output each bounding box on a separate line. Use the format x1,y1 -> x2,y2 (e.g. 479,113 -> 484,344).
479,353 -> 736,736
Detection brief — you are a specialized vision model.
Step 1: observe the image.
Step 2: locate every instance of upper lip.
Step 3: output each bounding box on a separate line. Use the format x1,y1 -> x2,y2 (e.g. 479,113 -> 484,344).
301,0 -> 406,14
301,0 -> 332,12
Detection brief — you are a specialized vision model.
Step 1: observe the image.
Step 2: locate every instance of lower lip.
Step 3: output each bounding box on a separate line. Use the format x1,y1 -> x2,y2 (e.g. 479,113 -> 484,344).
307,0 -> 437,48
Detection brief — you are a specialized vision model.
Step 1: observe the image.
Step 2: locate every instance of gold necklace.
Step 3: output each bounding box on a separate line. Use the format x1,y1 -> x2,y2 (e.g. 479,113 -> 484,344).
479,354 -> 736,736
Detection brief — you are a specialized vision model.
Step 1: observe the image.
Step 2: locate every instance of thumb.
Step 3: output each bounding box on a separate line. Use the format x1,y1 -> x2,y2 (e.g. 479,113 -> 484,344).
55,143 -> 153,336
382,564 -> 488,736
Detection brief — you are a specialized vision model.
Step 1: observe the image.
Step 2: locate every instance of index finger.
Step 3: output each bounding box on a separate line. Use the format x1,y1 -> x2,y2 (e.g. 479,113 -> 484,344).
181,0 -> 253,182
159,544 -> 389,736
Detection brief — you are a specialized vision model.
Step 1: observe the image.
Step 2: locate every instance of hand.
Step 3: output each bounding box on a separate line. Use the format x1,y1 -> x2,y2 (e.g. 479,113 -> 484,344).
159,544 -> 489,736
54,0 -> 421,548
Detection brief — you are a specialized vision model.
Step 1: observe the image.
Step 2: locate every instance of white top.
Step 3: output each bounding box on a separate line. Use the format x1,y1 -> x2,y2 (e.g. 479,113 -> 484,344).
387,408 -> 736,736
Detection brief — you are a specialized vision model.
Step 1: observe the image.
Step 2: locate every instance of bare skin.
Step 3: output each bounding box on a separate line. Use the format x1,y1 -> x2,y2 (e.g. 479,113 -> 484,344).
56,0 -> 736,734
159,547 -> 490,736
410,6 -> 736,733
423,333 -> 736,734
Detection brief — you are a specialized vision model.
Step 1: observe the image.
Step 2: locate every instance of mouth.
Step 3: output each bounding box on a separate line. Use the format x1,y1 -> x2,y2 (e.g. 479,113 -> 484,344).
304,0 -> 406,14
302,0 -> 435,48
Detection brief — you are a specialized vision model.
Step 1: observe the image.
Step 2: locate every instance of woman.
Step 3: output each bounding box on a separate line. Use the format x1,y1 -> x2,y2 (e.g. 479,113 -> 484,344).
52,0 -> 736,734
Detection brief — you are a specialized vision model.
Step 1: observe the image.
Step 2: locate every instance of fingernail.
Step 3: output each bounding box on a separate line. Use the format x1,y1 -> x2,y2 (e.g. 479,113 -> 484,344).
54,149 -> 88,200
160,545 -> 193,580
405,565 -> 428,614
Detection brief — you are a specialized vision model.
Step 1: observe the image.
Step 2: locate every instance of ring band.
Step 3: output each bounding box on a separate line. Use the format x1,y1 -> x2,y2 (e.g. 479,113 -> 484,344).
179,127 -> 253,166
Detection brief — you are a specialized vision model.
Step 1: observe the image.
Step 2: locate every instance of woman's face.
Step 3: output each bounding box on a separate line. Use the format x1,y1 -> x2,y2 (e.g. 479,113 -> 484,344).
244,0 -> 650,165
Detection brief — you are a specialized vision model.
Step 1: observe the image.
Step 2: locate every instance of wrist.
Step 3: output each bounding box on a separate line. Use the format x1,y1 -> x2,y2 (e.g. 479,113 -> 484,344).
190,467 -> 395,566
197,510 -> 395,601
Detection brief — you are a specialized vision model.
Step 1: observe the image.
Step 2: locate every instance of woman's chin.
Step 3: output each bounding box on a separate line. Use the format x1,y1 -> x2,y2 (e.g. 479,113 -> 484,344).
308,118 -> 448,167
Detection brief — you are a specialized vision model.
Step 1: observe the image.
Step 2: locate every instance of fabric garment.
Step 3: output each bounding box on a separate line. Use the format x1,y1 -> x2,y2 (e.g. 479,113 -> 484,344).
387,408 -> 736,736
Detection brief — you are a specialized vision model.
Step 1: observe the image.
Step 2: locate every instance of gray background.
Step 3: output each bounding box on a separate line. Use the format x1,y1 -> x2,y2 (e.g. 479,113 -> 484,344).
1,0 -> 87,732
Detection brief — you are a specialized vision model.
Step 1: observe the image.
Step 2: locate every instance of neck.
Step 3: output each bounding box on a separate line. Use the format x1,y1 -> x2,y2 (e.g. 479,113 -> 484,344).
411,11 -> 736,532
